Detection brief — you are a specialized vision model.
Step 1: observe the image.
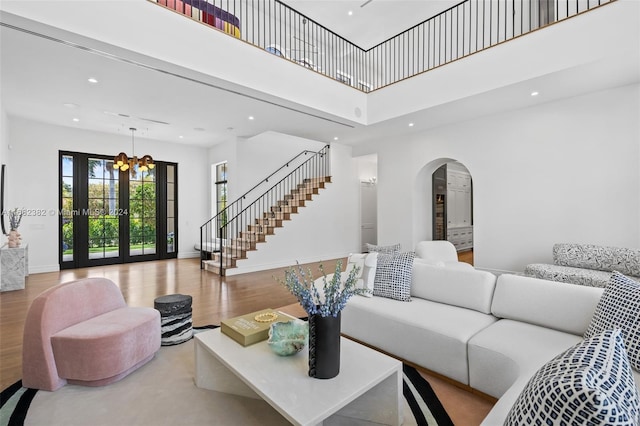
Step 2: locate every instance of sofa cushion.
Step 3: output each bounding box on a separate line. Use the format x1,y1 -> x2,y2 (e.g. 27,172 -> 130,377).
524,263 -> 614,288
504,329 -> 640,426
411,261 -> 496,314
414,240 -> 458,264
342,295 -> 497,385
372,251 -> 415,301
366,243 -> 401,254
51,307 -> 160,382
491,274 -> 603,335
553,243 -> 640,277
468,319 -> 583,399
585,271 -> 640,370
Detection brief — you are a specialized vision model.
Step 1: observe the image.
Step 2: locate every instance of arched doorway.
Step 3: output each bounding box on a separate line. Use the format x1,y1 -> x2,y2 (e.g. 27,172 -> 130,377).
414,159 -> 474,265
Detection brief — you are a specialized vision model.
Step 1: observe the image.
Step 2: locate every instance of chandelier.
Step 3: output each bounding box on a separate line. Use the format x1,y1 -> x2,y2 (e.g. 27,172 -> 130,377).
113,127 -> 155,173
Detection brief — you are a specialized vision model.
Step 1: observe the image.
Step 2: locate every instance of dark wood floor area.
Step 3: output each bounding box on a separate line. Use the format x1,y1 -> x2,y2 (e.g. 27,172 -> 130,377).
0,257 -> 493,425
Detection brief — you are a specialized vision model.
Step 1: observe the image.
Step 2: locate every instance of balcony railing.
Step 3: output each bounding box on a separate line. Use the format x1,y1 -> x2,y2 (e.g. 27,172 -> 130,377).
151,0 -> 615,92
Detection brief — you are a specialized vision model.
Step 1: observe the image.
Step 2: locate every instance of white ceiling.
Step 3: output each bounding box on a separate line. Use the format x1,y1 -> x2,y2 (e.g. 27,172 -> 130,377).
1,2 -> 638,150
0,22 -> 357,147
281,1 -> 459,49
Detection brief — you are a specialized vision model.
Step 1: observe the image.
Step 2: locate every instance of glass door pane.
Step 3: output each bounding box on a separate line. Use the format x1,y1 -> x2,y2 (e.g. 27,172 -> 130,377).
87,158 -> 120,259
130,165 -> 156,256
166,164 -> 176,254
61,155 -> 74,262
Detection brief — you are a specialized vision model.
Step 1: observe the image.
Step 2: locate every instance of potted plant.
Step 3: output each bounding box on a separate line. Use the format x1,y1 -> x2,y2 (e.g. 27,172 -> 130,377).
279,261 -> 367,379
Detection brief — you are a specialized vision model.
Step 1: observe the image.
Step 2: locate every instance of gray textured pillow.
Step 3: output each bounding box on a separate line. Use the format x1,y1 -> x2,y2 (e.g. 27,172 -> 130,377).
505,329 -> 640,426
585,271 -> 640,370
366,243 -> 401,254
372,252 -> 415,301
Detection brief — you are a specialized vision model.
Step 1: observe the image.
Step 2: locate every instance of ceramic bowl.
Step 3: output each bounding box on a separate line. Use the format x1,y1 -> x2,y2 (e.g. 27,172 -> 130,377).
267,320 -> 309,356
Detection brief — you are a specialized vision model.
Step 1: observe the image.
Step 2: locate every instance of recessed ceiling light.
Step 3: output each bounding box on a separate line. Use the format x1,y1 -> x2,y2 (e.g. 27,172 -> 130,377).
72,118 -> 80,122
248,116 -> 254,120
179,135 -> 184,139
88,78 -> 98,84
408,123 -> 414,127
531,91 -> 539,96
348,10 -> 353,16
63,103 -> 78,109
333,137 -> 339,141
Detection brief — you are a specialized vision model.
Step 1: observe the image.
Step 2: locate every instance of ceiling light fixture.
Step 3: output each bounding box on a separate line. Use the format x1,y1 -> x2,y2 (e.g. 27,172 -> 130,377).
531,91 -> 539,96
113,127 -> 155,174
248,116 -> 255,120
88,78 -> 98,84
72,118 -> 80,122
408,122 -> 414,127
348,10 -> 353,16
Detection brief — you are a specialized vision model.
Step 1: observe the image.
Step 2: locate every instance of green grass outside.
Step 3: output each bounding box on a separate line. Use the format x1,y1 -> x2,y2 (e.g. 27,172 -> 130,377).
63,243 -> 156,255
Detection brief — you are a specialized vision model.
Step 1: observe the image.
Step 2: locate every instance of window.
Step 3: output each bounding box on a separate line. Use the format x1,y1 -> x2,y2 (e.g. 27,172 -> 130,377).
215,162 -> 228,215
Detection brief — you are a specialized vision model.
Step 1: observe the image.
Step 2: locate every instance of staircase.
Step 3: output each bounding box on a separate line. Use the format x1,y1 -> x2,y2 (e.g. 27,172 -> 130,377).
200,145 -> 331,276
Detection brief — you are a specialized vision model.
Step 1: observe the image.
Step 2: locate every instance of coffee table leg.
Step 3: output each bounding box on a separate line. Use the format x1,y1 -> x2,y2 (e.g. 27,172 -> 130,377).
194,337 -> 260,399
326,366 -> 402,426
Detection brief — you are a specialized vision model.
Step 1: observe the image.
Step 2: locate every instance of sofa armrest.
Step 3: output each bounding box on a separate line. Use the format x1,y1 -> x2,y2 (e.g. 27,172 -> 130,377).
553,243 -> 640,277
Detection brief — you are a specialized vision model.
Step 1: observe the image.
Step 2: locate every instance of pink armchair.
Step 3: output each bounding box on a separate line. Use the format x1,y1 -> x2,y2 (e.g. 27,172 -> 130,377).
22,277 -> 160,391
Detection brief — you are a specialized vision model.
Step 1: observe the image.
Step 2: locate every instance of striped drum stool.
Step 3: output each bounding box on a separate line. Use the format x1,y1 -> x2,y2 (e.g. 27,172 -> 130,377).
154,294 -> 193,345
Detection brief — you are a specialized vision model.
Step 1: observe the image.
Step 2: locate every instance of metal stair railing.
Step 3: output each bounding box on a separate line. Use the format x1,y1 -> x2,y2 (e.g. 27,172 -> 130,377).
150,0 -> 614,92
200,144 -> 330,271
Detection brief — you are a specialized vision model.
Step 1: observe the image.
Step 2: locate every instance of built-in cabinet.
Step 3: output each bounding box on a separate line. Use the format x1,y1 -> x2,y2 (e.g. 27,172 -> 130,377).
433,164 -> 473,252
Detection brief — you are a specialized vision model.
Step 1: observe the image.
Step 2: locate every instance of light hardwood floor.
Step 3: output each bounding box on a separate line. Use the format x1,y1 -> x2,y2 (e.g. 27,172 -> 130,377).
0,257 -> 494,425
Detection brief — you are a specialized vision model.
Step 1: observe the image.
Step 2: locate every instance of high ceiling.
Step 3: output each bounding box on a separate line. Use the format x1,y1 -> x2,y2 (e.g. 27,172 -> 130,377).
0,1 -> 637,149
282,1 -> 459,49
2,1 -> 462,148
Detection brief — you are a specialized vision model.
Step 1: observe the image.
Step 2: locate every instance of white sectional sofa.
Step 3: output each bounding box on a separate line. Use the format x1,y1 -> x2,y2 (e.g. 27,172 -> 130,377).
341,260 -> 640,425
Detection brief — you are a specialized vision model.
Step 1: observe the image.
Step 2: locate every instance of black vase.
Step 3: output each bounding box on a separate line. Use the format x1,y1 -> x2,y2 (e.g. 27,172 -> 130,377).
308,312 -> 341,379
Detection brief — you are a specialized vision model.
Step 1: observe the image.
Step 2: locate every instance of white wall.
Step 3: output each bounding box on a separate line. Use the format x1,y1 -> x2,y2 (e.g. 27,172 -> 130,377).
235,132 -> 327,200
7,117 -> 209,273
0,106 -> 8,167
371,84 -> 640,274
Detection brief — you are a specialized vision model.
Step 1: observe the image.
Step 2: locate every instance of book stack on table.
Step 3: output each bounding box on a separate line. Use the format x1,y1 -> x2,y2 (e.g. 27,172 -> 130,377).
221,308 -> 292,346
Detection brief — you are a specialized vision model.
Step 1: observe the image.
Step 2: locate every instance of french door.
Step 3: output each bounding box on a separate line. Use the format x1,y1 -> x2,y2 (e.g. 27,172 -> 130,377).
60,151 -> 177,269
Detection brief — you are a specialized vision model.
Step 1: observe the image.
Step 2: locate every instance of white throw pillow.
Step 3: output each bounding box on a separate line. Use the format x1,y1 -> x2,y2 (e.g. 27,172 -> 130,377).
345,253 -> 377,297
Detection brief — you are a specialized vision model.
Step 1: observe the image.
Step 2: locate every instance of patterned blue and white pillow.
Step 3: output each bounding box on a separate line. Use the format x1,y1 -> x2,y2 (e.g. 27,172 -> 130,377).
366,243 -> 401,255
585,271 -> 640,370
372,251 -> 415,301
505,329 -> 640,426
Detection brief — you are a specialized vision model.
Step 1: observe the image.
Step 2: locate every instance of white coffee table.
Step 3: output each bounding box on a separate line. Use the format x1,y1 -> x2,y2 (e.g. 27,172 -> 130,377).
194,328 -> 402,426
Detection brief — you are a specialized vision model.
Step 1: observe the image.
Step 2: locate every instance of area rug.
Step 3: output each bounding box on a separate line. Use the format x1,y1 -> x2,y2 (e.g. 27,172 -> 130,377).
1,326 -> 453,426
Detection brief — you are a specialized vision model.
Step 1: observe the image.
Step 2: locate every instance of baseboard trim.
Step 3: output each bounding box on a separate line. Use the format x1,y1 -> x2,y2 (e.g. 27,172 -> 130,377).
224,252 -> 352,276
178,251 -> 200,259
28,264 -> 60,274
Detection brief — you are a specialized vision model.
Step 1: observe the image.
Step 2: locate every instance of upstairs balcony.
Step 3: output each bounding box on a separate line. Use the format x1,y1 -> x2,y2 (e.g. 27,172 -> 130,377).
150,0 -> 616,92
